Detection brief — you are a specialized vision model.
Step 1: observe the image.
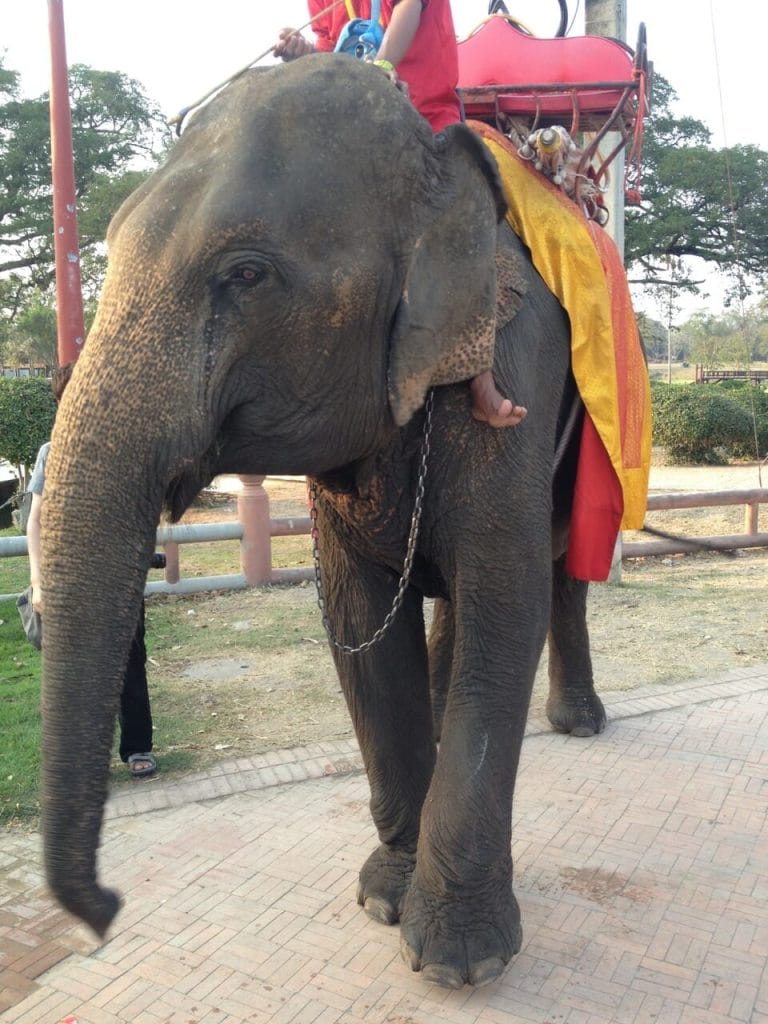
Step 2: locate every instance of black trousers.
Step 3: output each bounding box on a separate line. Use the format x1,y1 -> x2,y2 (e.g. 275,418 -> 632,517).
118,601 -> 153,761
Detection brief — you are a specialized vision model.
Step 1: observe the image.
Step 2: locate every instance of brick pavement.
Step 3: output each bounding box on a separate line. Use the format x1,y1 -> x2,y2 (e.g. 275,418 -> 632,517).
1,665 -> 767,1024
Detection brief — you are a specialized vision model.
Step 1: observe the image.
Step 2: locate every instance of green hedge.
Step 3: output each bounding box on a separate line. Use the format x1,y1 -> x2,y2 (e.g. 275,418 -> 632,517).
713,382 -> 768,459
651,381 -> 765,464
0,377 -> 56,482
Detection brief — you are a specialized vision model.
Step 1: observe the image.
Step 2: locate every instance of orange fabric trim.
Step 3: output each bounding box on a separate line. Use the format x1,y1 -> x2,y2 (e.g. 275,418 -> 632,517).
470,122 -> 652,578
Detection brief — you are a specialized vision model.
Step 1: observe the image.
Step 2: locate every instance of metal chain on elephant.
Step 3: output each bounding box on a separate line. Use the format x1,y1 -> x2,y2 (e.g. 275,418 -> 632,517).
310,391 -> 434,655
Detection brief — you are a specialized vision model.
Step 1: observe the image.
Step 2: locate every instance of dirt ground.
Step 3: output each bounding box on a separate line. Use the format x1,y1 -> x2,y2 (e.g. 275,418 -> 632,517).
148,460 -> 768,765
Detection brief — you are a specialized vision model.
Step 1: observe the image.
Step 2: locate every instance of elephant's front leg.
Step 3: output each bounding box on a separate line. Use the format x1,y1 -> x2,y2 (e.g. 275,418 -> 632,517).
546,554 -> 606,735
325,557 -> 435,927
400,574 -> 549,989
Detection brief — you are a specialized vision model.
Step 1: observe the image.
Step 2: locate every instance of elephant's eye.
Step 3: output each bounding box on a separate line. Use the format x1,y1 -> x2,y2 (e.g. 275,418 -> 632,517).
228,264 -> 266,285
214,252 -> 278,301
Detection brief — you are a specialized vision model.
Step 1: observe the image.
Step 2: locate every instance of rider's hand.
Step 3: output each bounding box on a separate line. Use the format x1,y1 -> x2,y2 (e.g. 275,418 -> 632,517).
366,58 -> 409,100
274,28 -> 315,61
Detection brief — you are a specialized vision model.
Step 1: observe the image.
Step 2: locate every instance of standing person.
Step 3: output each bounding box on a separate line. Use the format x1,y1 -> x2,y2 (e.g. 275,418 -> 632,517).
27,363 -> 157,779
274,1 -> 526,429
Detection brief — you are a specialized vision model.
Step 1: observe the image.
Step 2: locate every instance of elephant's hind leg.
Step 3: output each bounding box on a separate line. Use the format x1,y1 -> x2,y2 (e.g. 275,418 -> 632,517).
546,554 -> 606,735
427,597 -> 454,742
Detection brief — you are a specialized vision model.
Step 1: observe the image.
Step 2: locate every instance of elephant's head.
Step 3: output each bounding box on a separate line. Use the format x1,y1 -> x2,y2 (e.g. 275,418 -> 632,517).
41,56 -> 506,934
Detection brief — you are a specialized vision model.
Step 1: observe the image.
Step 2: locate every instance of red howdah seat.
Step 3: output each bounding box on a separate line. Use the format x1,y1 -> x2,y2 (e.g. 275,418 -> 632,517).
457,15 -> 650,220
457,15 -> 647,131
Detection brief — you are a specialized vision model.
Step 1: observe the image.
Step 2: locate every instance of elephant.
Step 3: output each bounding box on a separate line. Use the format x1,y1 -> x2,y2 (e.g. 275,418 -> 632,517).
40,57 -> 606,990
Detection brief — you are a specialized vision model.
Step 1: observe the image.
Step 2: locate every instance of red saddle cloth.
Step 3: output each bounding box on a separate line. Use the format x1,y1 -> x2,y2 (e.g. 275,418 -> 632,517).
457,16 -> 637,121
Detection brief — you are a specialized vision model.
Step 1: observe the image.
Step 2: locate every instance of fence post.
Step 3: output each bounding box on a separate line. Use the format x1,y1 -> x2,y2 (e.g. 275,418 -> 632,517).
607,532 -> 623,584
238,475 -> 272,585
163,541 -> 180,584
745,500 -> 759,537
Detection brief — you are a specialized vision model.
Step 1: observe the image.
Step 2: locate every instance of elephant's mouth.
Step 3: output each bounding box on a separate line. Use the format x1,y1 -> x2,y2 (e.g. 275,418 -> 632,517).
164,449 -> 219,522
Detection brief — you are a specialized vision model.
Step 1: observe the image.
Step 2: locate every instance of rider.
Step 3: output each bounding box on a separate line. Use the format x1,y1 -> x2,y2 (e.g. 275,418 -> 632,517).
274,0 -> 526,429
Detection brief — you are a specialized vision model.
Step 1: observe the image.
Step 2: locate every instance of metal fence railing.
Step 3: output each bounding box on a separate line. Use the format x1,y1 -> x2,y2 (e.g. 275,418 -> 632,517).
2,482 -> 767,602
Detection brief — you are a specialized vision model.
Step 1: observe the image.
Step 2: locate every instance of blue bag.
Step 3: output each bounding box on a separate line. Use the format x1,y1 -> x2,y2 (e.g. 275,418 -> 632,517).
334,0 -> 383,60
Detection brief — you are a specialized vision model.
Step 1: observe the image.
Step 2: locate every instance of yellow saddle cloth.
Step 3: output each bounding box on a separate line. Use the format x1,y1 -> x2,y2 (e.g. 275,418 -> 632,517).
471,123 -> 652,580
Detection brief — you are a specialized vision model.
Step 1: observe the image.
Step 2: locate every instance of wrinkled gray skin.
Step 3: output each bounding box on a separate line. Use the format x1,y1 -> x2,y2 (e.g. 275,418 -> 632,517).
41,58 -> 605,989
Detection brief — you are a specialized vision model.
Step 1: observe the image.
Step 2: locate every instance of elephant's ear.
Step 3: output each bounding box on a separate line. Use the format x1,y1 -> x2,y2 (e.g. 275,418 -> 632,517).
387,124 -> 511,427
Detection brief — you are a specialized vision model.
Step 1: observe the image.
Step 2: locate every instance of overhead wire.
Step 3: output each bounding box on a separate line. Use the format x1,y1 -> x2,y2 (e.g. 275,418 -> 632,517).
707,1 -> 763,484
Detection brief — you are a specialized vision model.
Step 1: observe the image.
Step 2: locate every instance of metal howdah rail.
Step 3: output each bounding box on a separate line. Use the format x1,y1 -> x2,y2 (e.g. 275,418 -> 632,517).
1,479 -> 767,601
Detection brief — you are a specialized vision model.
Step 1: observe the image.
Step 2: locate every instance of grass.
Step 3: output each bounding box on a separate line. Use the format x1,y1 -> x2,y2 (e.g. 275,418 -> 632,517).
0,597 -> 42,822
0,479 -> 321,826
2,474 -> 766,828
0,589 -> 335,827
0,526 -> 29,596
646,362 -> 697,384
0,583 -> 323,825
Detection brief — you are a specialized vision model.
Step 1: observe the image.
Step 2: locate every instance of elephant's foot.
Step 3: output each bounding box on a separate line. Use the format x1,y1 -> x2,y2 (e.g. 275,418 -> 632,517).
546,685 -> 606,736
356,844 -> 416,925
399,873 -> 522,989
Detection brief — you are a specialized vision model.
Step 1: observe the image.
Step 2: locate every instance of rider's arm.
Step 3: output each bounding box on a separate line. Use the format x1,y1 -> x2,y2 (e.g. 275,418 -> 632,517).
375,0 -> 424,68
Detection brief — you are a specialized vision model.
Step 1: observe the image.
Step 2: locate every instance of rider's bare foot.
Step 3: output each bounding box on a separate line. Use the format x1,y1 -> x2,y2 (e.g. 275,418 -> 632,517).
470,371 -> 527,428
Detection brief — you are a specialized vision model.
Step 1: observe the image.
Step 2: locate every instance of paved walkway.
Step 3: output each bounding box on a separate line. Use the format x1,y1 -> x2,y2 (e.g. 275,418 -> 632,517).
2,666 -> 767,1024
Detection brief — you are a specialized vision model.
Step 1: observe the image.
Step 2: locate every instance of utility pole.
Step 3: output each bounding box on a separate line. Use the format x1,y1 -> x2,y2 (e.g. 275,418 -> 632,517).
584,0 -> 627,583
585,0 -> 627,257
48,0 -> 85,366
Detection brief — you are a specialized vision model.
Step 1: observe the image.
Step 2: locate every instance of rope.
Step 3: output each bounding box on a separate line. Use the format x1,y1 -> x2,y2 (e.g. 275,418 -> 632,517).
639,523 -> 737,558
168,0 -> 348,132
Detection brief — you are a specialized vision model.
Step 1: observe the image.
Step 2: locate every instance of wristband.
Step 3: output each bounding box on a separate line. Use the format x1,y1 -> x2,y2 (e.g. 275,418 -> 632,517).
372,59 -> 395,74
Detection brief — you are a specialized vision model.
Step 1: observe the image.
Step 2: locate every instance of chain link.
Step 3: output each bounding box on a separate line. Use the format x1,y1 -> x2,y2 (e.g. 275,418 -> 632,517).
310,390 -> 434,654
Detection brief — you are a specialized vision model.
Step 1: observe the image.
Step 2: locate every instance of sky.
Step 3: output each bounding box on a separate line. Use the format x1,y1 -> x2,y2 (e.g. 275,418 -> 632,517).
2,1 -> 766,316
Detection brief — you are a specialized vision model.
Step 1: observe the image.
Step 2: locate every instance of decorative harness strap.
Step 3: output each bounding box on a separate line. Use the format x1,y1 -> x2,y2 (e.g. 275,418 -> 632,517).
343,0 -> 385,27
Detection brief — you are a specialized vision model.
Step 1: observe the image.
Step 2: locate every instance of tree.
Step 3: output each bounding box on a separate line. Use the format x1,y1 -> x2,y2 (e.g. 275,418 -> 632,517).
635,311 -> 667,362
1,296 -> 59,368
625,76 -> 768,302
682,304 -> 768,369
0,377 -> 56,490
0,58 -> 171,365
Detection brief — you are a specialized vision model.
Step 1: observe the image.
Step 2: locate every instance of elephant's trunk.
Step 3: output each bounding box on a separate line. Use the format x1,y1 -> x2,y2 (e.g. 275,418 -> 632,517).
41,461 -> 158,934
39,348 -> 202,935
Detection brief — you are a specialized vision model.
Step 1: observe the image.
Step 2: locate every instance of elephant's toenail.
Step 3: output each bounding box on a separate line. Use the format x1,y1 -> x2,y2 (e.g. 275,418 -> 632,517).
363,897 -> 397,925
469,956 -> 507,987
421,962 -> 465,989
399,937 -> 421,971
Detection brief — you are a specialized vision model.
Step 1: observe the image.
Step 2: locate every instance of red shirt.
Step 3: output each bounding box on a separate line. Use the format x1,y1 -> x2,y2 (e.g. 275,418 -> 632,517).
309,0 -> 461,132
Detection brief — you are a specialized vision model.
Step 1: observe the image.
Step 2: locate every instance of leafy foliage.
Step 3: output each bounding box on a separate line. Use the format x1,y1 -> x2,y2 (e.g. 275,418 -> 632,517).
0,57 -> 171,366
651,382 -> 757,464
0,377 -> 55,486
714,382 -> 768,460
626,76 -> 768,301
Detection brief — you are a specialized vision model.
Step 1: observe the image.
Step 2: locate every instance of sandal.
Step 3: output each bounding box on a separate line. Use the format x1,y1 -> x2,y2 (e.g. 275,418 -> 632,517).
127,752 -> 157,778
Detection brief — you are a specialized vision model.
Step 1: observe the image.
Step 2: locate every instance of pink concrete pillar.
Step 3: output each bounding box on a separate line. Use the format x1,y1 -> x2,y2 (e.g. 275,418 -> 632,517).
238,475 -> 272,585
745,501 -> 759,537
163,541 -> 180,584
